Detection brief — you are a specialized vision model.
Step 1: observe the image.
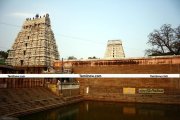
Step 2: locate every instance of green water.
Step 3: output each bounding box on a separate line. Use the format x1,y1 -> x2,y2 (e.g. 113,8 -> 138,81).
19,101 -> 180,120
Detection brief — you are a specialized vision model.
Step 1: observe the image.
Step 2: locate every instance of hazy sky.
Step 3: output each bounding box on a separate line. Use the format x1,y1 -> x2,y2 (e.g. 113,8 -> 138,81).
0,0 -> 180,59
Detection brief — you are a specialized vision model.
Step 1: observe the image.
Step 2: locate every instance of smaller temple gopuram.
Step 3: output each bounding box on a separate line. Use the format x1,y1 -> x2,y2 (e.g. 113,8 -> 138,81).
6,14 -> 59,67
104,40 -> 125,59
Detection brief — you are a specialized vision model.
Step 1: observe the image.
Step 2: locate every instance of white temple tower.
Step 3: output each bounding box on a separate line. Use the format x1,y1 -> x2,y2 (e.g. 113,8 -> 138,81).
104,40 -> 125,59
6,14 -> 59,67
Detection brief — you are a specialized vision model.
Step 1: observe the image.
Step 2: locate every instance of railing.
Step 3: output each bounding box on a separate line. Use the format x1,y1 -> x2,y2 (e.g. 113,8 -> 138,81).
56,83 -> 79,90
61,84 -> 79,90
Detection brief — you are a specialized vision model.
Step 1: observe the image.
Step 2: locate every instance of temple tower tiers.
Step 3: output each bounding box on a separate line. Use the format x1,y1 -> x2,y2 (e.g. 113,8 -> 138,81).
6,14 -> 59,67
104,40 -> 125,59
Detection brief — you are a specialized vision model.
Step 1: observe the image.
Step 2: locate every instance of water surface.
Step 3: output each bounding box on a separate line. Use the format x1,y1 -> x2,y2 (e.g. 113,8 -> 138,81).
19,101 -> 180,120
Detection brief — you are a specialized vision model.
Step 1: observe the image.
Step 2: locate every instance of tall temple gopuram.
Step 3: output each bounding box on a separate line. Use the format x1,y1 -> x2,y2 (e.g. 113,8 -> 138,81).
6,14 -> 59,68
104,40 -> 125,59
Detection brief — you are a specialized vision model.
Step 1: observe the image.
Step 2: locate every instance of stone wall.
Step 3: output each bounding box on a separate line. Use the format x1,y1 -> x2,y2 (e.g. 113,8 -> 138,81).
53,56 -> 180,104
62,89 -> 80,97
72,64 -> 180,104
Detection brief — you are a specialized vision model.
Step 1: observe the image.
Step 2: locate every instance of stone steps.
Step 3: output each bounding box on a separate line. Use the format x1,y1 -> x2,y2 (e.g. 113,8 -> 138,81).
0,87 -> 82,116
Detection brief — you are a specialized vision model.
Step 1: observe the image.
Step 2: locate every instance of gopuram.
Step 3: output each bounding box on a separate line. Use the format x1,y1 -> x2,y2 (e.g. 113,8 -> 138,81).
104,40 -> 125,59
6,14 -> 59,72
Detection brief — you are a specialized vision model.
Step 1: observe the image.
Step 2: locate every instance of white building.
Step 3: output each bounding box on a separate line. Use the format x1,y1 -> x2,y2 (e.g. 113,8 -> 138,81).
104,40 -> 125,59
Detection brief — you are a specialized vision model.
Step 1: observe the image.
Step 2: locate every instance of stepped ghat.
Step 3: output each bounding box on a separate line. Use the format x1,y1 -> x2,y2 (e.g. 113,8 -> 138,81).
0,87 -> 82,116
6,14 -> 59,68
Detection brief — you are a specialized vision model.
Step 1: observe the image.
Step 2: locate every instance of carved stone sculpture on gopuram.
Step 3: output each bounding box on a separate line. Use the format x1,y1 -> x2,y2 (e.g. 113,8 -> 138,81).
6,14 -> 60,67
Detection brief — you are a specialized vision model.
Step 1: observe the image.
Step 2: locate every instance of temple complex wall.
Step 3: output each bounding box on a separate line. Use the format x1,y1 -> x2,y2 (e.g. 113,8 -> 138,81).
54,55 -> 180,104
1,56 -> 180,104
74,65 -> 180,104
54,55 -> 180,68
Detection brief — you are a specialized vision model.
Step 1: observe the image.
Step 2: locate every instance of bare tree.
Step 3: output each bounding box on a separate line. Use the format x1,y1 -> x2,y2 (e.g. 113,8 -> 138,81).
146,24 -> 180,56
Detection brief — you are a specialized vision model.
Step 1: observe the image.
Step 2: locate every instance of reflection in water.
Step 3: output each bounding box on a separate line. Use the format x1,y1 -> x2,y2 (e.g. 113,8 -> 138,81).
19,101 -> 180,120
123,107 -> 136,115
85,102 -> 89,112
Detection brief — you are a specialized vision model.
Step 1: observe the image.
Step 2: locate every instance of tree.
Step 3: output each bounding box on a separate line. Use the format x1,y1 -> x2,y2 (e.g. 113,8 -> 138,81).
145,24 -> 180,56
0,50 -> 8,59
67,56 -> 77,60
88,56 -> 97,59
0,50 -> 9,65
